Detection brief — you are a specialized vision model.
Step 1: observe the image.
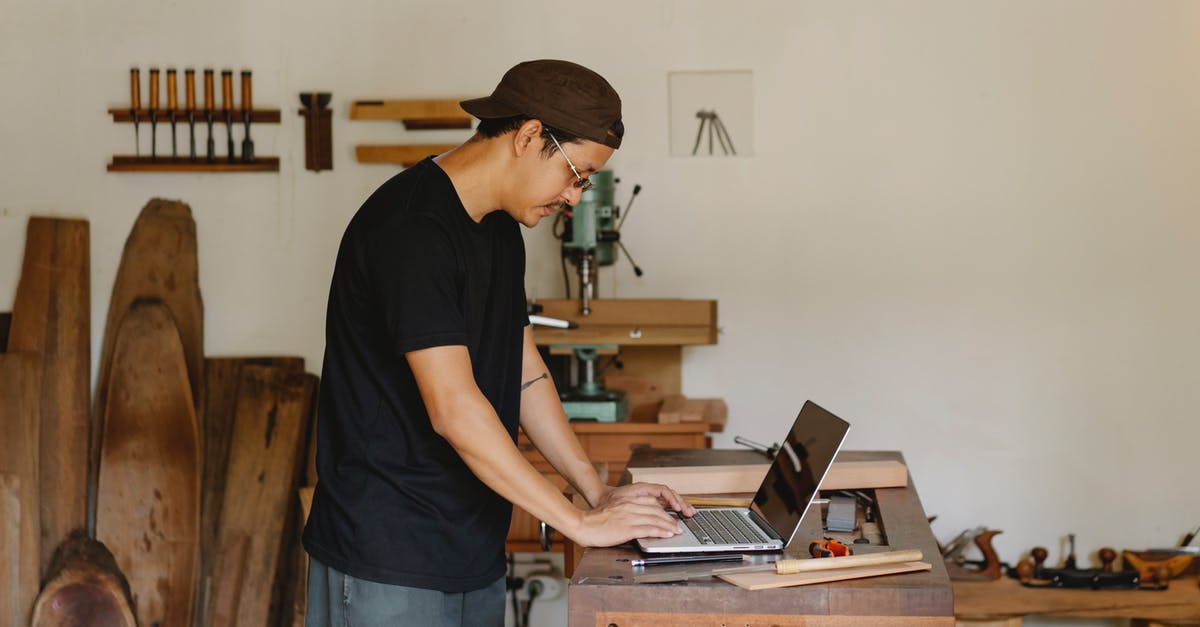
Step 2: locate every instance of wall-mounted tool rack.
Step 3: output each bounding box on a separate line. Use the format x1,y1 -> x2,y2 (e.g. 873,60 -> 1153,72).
108,67 -> 281,172
107,109 -> 281,172
350,98 -> 475,166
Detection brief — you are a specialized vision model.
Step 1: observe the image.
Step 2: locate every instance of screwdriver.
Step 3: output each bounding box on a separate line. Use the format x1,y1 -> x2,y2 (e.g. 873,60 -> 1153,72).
712,549 -> 923,576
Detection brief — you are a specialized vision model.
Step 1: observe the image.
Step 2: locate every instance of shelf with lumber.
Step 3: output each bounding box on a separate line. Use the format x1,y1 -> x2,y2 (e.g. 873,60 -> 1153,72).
349,98 -> 475,129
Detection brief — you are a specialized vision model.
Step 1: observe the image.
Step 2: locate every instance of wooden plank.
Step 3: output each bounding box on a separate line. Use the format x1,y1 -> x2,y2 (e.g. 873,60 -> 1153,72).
349,98 -> 473,122
720,561 -> 932,590
94,198 -> 204,534
534,299 -> 717,329
30,530 -> 137,627
9,217 -> 90,576
953,575 -> 1200,622
0,353 -> 41,627
355,144 -> 455,165
593,612 -> 951,626
210,365 -> 313,627
198,356 -> 304,624
95,300 -> 200,627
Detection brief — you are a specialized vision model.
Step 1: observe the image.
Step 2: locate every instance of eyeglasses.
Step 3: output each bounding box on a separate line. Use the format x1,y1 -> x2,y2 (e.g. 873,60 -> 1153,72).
547,132 -> 594,193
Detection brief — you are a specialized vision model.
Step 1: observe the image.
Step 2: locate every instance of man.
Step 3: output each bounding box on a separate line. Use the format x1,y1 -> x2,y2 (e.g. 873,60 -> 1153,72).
302,59 -> 695,626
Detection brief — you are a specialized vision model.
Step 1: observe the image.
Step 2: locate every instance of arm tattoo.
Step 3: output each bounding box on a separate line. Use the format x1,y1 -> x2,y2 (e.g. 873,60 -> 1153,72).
521,372 -> 548,391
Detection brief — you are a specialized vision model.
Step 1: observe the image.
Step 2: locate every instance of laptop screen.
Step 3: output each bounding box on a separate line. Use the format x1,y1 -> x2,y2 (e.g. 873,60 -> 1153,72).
749,401 -> 851,545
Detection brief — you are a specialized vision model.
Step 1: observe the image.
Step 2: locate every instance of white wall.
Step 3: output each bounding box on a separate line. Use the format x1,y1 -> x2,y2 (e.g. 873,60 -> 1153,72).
3,1 -> 1199,621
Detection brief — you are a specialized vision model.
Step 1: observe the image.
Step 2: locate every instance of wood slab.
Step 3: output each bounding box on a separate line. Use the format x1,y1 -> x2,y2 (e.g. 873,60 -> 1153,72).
0,352 -> 41,626
31,530 -> 136,627
95,300 -> 200,627
210,365 -> 314,627
8,217 -> 90,573
199,355 -> 304,623
0,312 -> 10,351
93,199 -> 203,531
953,575 -> 1200,622
719,561 -> 932,590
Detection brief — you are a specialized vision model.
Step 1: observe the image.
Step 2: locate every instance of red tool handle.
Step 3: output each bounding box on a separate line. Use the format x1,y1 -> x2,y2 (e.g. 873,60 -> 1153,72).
148,68 -> 160,112
221,70 -> 233,112
203,69 -> 214,112
240,70 -> 252,112
130,68 -> 140,110
166,69 -> 177,111
185,69 -> 195,111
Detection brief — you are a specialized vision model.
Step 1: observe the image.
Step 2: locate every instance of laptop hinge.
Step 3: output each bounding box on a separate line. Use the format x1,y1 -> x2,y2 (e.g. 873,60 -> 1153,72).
748,508 -> 783,541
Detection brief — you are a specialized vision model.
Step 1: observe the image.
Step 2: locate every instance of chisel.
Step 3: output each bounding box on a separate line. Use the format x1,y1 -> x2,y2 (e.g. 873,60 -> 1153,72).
204,69 -> 215,163
221,70 -> 234,163
166,68 -> 178,158
240,70 -> 254,162
185,69 -> 196,161
149,67 -> 159,161
129,68 -> 140,156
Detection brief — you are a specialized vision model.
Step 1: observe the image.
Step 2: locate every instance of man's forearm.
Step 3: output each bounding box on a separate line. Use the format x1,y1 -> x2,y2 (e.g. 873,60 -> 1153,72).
518,373 -> 610,507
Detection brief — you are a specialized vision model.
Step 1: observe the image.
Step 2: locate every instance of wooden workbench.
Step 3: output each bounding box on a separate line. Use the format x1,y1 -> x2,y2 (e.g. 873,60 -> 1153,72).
567,450 -> 954,626
954,575 -> 1200,625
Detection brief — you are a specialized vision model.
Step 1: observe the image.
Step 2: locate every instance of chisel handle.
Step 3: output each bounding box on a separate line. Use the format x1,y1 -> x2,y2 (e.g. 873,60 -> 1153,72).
185,69 -> 195,111
221,70 -> 233,112
714,549 -> 924,576
166,69 -> 177,111
130,68 -> 140,110
240,70 -> 252,112
204,69 -> 214,112
149,68 -> 160,112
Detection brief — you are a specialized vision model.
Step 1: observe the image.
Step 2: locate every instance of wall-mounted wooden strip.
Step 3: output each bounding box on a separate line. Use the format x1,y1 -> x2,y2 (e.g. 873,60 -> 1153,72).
30,530 -> 137,627
210,365 -> 314,627
355,144 -> 455,166
0,353 -> 42,627
95,300 -> 199,627
9,217 -> 90,576
349,98 -> 473,125
93,199 -> 203,533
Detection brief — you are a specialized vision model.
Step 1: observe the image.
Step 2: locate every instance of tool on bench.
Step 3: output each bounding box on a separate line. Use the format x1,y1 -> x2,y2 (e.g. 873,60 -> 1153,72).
185,69 -> 196,160
809,538 -> 851,558
942,527 -> 1004,580
204,69 -> 215,163
240,70 -> 254,162
166,68 -> 178,158
129,68 -> 140,156
734,435 -> 779,459
1016,541 -> 1157,590
148,68 -> 160,160
632,548 -> 923,584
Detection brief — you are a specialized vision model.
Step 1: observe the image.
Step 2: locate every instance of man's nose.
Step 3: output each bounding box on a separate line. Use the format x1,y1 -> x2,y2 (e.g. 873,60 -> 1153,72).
562,184 -> 583,207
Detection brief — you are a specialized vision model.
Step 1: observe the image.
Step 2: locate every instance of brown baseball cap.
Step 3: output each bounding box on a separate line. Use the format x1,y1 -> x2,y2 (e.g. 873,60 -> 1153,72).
461,59 -> 623,149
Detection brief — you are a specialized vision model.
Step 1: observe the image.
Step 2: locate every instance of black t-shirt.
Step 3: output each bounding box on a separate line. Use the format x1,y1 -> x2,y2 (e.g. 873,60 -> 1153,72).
302,158 -> 528,592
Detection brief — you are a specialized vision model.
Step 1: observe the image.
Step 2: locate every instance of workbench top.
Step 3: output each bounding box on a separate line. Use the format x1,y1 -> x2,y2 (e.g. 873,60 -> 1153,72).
567,450 -> 954,626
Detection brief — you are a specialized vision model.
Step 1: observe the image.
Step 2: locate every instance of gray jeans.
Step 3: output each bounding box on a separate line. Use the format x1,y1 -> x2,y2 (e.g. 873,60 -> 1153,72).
305,558 -> 505,627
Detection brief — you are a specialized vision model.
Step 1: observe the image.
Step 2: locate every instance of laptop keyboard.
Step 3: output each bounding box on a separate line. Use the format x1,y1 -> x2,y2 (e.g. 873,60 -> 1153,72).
683,509 -> 769,545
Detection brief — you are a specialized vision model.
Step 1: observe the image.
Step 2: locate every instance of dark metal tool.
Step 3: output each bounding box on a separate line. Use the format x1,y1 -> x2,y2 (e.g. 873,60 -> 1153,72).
129,68 -> 140,156
184,69 -> 196,161
148,68 -> 160,160
299,92 -> 333,171
203,69 -> 215,163
166,68 -> 178,158
240,70 -> 254,162
221,70 -> 234,163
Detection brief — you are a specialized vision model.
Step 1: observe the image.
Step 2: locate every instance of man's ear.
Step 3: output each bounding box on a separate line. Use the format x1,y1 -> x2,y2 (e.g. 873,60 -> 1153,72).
512,119 -> 544,157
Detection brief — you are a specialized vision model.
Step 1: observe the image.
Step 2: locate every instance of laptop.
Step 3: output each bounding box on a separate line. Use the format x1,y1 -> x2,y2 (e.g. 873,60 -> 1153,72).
637,400 -> 851,554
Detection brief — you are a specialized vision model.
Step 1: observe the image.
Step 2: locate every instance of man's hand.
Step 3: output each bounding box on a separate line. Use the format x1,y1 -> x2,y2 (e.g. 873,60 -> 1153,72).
571,482 -> 698,548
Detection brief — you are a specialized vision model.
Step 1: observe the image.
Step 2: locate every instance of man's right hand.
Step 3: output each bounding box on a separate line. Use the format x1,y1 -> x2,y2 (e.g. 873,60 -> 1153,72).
570,488 -> 687,548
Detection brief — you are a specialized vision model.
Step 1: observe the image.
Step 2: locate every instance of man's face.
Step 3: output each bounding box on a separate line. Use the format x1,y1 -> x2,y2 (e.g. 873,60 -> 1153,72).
508,137 -> 614,228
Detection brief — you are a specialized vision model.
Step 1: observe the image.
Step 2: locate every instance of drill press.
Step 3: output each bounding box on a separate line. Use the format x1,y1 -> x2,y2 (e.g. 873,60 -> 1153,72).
554,171 -> 643,421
